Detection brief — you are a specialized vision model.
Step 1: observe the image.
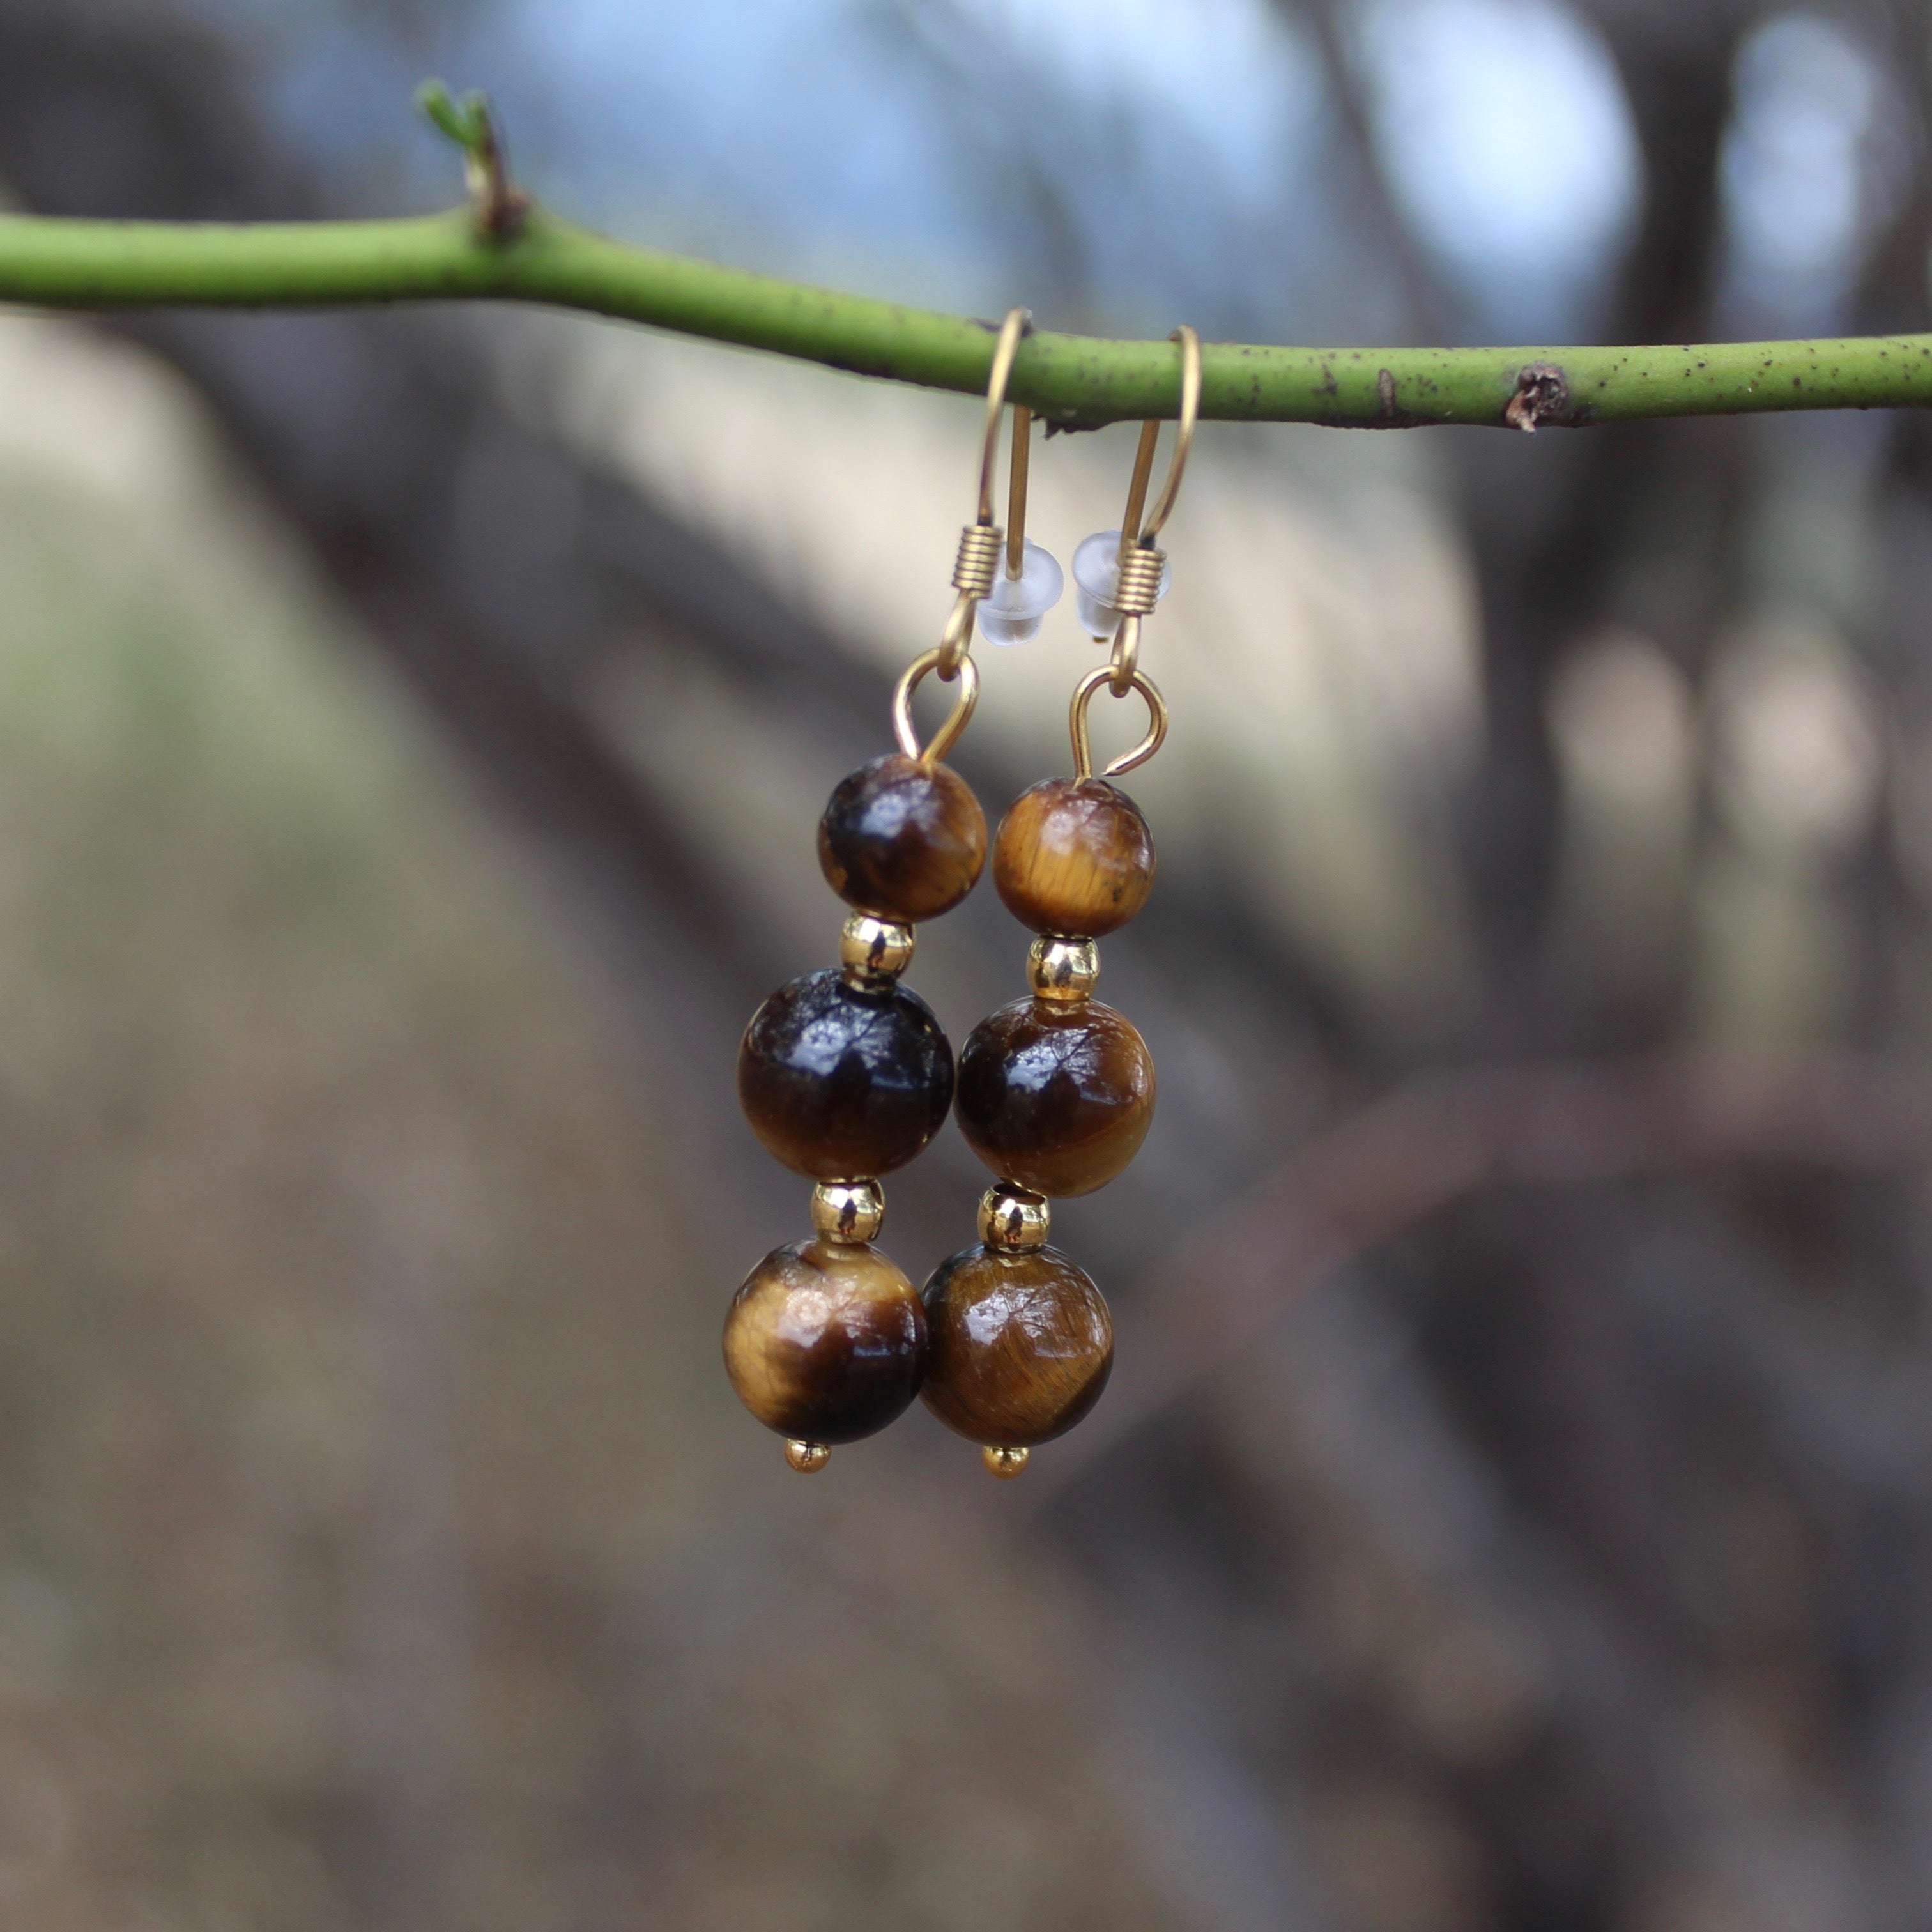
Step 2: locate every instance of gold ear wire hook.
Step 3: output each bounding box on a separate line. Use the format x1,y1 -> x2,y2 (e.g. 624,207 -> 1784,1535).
976,309 -> 1029,526
938,307 -> 1032,677
1139,325 -> 1200,546
1106,325 -> 1199,696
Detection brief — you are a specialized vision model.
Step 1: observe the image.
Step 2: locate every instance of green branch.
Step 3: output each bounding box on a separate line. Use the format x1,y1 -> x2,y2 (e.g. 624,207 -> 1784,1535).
2,205 -> 1931,430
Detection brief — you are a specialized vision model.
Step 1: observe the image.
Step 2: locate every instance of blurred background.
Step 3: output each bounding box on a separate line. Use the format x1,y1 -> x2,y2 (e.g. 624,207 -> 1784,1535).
0,0 -> 1929,1926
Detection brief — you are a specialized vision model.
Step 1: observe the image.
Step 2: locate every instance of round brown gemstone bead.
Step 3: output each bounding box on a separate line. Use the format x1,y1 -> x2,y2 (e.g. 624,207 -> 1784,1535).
993,777 -> 1154,938
819,754 -> 987,923
738,969 -> 953,1181
921,1243 -> 1113,1448
954,998 -> 1154,1197
724,1239 -> 926,1443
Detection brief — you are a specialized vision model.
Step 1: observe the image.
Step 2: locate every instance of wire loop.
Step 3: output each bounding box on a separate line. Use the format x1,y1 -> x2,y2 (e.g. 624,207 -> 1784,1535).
895,648 -> 981,768
1071,663 -> 1167,781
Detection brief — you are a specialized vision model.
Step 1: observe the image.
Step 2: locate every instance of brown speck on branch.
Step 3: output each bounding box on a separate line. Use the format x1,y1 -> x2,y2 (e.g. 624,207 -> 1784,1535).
1505,362 -> 1568,431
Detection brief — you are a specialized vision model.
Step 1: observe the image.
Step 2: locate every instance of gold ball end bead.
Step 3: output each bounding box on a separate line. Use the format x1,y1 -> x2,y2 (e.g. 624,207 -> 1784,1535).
839,912 -> 916,987
983,1445 -> 1030,1479
785,1439 -> 832,1474
977,1182 -> 1050,1251
1027,935 -> 1100,1003
810,1179 -> 886,1245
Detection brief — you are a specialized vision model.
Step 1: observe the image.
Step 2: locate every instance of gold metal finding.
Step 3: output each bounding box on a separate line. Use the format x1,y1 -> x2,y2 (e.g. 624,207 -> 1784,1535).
786,1440 -> 832,1474
894,647 -> 981,767
1007,404 -> 1032,578
931,309 -> 1034,677
811,1179 -> 885,1245
839,912 -> 914,986
1113,546 -> 1167,617
1027,935 -> 1100,1002
1119,420 -> 1160,549
952,521 -> 1003,599
975,308 -> 1031,526
1071,663 -> 1168,781
979,1183 -> 1050,1250
983,1445 -> 1031,1479
1140,325 -> 1200,546
1103,326 -> 1200,696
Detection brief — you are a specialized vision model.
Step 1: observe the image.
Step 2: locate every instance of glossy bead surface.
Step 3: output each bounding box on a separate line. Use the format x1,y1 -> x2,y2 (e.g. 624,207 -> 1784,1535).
738,969 -> 953,1181
724,1239 -> 926,1444
921,1243 -> 1114,1448
785,1440 -> 832,1473
994,778 -> 1155,938
983,1446 -> 1030,1478
818,754 -> 987,923
955,998 -> 1154,1197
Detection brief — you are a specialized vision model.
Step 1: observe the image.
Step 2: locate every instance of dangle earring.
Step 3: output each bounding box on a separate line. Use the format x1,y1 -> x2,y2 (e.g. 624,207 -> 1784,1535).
920,326 -> 1199,1479
724,309 -> 1039,1474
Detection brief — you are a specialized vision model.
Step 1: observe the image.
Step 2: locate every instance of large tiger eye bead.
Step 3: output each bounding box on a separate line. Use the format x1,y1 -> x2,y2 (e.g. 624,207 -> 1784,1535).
954,998 -> 1154,1197
819,754 -> 988,923
921,1244 -> 1113,1448
738,969 -> 953,1180
993,778 -> 1154,938
724,1239 -> 926,1443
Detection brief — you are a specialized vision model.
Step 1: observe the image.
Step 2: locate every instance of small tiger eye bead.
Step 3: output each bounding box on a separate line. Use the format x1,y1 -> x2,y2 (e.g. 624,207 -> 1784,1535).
820,754 -> 988,923
739,969 -> 953,1181
993,778 -> 1155,938
921,1243 -> 1114,1449
724,1239 -> 926,1444
954,998 -> 1154,1197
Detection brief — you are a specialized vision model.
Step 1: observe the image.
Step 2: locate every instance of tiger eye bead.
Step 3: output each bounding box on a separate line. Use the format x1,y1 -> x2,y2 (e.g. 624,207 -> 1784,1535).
993,778 -> 1155,938
739,969 -> 953,1181
724,1239 -> 926,1444
819,754 -> 988,923
954,998 -> 1154,1197
921,1243 -> 1114,1449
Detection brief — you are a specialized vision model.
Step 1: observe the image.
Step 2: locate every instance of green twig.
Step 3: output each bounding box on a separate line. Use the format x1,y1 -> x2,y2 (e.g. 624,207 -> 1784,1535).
1,206 -> 1930,429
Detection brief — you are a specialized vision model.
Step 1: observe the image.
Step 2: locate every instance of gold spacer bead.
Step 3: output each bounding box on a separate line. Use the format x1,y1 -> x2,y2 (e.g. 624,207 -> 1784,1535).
811,1179 -> 885,1245
840,912 -> 916,986
977,1183 -> 1049,1251
983,1445 -> 1030,1479
785,1440 -> 832,1474
1027,934 -> 1100,1002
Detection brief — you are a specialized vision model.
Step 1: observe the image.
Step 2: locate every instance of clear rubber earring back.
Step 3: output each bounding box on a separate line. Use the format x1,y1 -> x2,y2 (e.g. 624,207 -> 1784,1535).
977,539 -> 1064,645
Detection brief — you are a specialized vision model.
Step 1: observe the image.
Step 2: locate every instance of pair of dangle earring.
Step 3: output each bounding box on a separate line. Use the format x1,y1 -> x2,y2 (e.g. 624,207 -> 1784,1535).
724,314 -> 1197,1478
